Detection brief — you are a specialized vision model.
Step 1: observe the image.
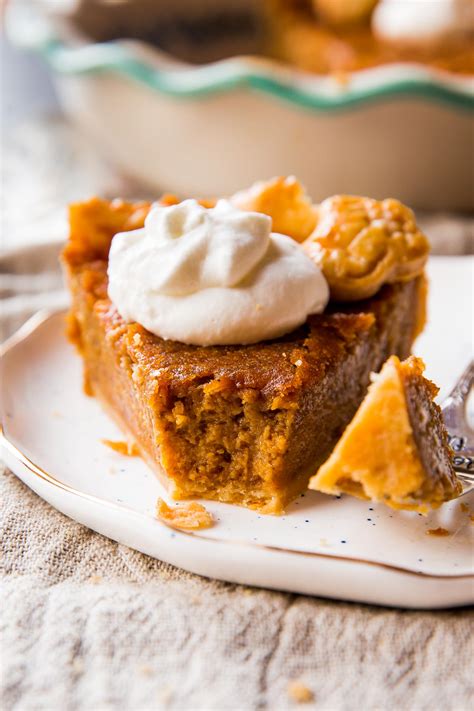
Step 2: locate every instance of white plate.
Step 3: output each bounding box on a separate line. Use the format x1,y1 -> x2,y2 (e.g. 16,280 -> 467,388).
2,256 -> 473,608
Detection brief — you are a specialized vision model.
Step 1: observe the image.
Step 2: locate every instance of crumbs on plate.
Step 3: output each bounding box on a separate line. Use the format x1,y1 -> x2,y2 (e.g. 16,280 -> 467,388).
102,439 -> 140,456
156,498 -> 214,531
426,527 -> 450,537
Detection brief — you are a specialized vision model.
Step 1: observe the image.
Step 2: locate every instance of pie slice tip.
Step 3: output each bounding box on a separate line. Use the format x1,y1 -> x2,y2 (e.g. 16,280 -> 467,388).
309,355 -> 461,513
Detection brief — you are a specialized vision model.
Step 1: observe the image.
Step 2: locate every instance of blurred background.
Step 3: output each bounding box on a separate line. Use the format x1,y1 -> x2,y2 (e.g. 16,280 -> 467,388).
1,0 -> 473,336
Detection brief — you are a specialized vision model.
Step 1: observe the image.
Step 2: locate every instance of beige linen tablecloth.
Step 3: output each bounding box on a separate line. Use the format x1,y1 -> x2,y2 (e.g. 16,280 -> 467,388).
2,459 -> 473,711
1,117 -> 473,711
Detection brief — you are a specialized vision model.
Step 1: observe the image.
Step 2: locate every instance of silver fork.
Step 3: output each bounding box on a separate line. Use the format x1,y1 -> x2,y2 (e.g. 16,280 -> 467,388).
442,361 -> 474,495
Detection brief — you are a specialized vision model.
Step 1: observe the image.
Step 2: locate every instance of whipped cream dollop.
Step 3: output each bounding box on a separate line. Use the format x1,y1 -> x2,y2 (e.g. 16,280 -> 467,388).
108,199 -> 329,346
372,0 -> 473,46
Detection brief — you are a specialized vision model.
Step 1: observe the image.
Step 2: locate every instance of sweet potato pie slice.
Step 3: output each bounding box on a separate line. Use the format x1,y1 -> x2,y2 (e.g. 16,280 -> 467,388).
63,197 -> 426,514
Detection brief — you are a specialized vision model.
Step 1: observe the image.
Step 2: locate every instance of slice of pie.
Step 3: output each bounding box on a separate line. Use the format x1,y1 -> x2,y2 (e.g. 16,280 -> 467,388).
63,195 -> 426,514
309,355 -> 461,512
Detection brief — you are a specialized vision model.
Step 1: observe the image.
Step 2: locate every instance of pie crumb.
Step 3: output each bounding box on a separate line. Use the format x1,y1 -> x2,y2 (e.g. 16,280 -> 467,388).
288,680 -> 314,703
460,502 -> 470,513
426,527 -> 450,537
71,657 -> 84,673
102,439 -> 140,456
139,664 -> 153,676
88,575 -> 103,584
156,499 -> 214,531
157,686 -> 173,705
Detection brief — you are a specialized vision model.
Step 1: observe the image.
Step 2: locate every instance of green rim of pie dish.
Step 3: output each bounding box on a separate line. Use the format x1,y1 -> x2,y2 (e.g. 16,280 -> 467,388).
39,38 -> 474,113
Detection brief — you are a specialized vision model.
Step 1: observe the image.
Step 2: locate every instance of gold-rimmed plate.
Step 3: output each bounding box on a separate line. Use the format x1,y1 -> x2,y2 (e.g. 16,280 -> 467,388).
2,257 -> 473,608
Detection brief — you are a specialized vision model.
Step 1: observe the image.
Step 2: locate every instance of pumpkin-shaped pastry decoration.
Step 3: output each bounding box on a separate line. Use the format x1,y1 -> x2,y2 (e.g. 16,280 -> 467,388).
231,176 -> 318,243
312,0 -> 379,27
304,195 -> 429,301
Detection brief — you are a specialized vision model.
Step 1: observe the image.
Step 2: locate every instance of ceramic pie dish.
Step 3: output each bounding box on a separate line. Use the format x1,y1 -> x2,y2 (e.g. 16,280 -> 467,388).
6,0 -> 474,209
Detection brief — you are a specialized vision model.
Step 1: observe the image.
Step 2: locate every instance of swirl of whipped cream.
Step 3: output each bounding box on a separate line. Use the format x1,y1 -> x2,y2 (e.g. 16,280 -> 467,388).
372,0 -> 473,46
108,199 -> 329,346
